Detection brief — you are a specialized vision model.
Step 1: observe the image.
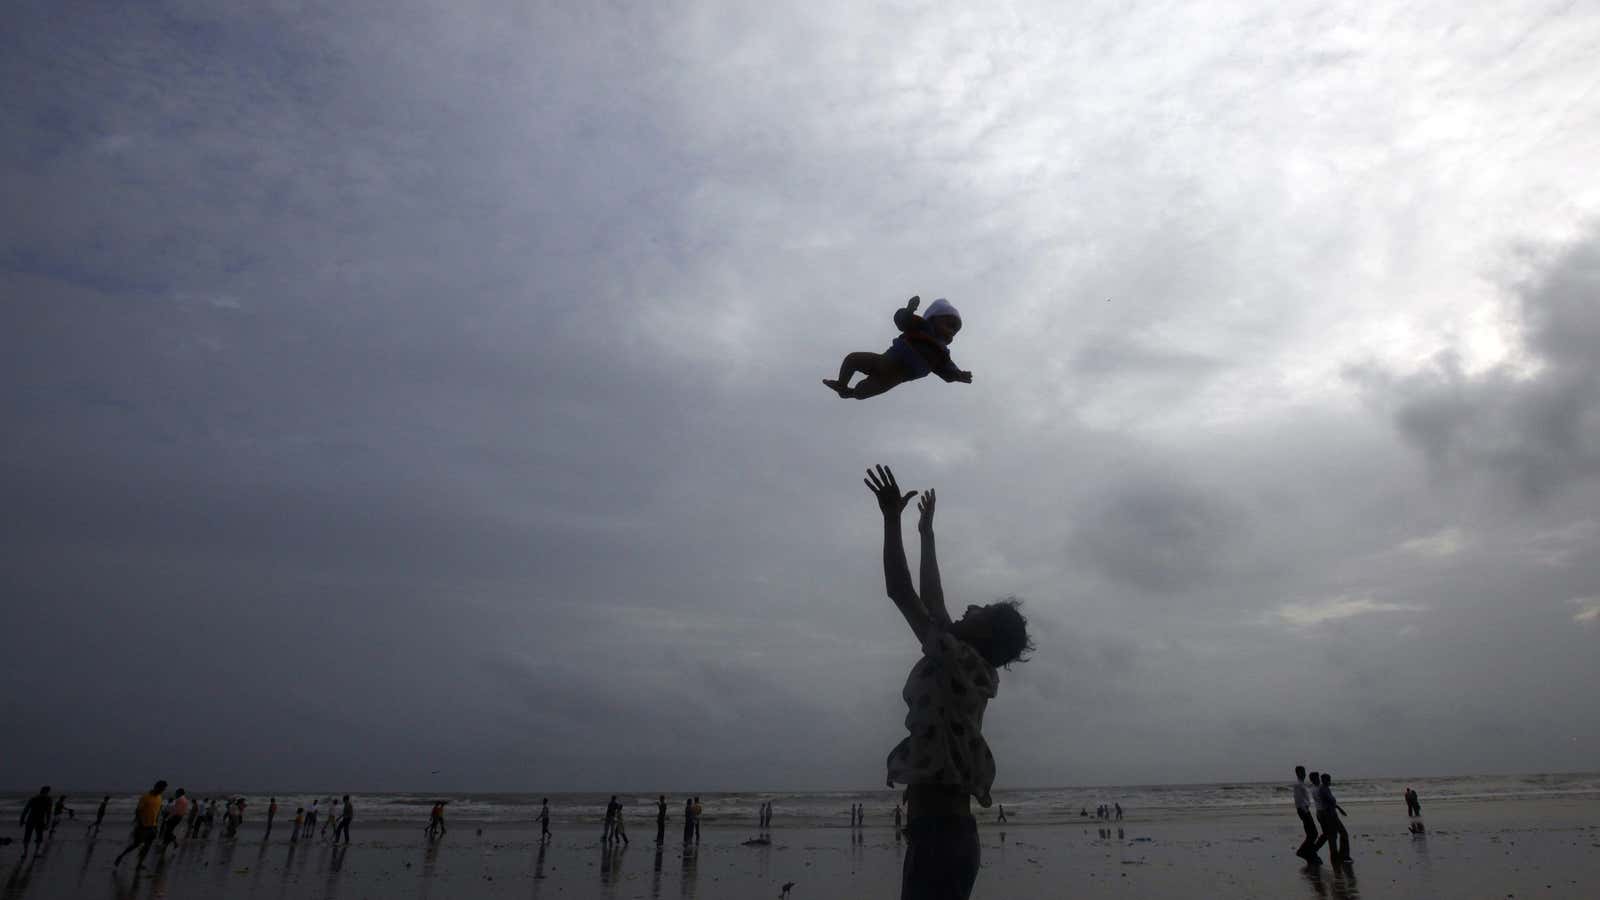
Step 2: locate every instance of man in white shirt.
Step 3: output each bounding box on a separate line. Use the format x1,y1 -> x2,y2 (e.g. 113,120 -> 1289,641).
1292,766 -> 1320,863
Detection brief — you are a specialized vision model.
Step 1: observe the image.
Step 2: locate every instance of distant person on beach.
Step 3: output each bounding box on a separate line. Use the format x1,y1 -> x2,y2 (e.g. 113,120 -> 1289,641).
114,780 -> 167,869
611,801 -> 629,846
185,798 -> 202,839
333,795 -> 352,844
19,786 -> 51,855
292,807 -> 304,842
866,465 -> 1034,900
692,798 -> 703,842
996,804 -> 1006,824
160,789 -> 189,850
1405,787 -> 1422,817
266,798 -> 277,838
682,798 -> 694,843
427,802 -> 446,838
304,799 -> 317,839
1292,765 -> 1321,863
894,803 -> 903,835
49,795 -> 74,835
603,796 -> 618,844
91,795 -> 109,834
1115,802 -> 1123,821
656,796 -> 669,843
539,798 -> 551,842
1312,773 -> 1350,863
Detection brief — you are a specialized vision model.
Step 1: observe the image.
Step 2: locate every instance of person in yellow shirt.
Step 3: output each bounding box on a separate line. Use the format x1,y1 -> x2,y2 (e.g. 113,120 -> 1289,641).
114,780 -> 168,869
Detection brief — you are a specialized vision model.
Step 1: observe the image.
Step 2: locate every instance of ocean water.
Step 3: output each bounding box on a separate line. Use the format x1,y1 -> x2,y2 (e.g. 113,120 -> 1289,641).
14,772 -> 1596,830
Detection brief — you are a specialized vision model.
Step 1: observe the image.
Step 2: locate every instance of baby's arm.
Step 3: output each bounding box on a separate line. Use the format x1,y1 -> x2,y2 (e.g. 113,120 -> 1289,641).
893,297 -> 923,333
934,357 -> 973,383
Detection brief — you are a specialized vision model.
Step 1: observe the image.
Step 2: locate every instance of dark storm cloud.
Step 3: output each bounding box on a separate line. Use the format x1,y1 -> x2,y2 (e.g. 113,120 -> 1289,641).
1352,234 -> 1600,502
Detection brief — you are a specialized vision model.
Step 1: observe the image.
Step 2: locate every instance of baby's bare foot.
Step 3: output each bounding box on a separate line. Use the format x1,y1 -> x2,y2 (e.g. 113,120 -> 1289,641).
822,378 -> 852,398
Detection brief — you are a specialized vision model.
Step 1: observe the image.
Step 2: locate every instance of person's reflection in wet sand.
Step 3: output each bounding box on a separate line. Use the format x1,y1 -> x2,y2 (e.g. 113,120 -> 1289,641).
1302,861 -> 1330,898
418,839 -> 443,900
213,834 -> 239,892
248,832 -> 270,895
679,844 -> 697,898
322,844 -> 349,899
650,844 -> 666,899
110,868 -> 140,900
600,842 -> 616,884
281,838 -> 300,891
74,829 -> 100,893
7,858 -> 36,896
602,842 -> 625,898
1328,860 -> 1359,899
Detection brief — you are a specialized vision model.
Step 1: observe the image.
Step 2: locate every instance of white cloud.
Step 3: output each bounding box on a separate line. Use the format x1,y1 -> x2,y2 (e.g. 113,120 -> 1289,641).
1399,527 -> 1466,559
1571,597 -> 1600,626
1263,595 -> 1425,629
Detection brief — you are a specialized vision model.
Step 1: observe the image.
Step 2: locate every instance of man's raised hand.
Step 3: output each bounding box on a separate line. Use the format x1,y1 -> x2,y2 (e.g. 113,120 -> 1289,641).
916,489 -> 936,533
865,464 -> 917,517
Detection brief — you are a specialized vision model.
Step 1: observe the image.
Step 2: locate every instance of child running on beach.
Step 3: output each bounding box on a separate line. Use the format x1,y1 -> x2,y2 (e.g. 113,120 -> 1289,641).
863,465 -> 1032,900
824,297 -> 972,399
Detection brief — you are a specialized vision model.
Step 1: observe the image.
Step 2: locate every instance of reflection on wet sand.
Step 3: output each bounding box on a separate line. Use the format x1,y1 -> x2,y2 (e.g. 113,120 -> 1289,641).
650,845 -> 665,899
1302,861 -> 1360,899
679,844 -> 697,898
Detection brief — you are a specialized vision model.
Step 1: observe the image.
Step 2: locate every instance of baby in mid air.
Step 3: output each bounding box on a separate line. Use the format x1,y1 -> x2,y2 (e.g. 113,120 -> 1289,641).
824,296 -> 972,399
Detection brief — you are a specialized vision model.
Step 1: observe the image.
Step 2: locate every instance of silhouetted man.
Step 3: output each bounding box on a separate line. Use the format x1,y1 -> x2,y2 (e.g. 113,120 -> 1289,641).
1312,773 -> 1350,863
19,787 -> 51,855
655,795 -> 668,844
114,780 -> 167,869
602,796 -> 618,844
1292,766 -> 1320,863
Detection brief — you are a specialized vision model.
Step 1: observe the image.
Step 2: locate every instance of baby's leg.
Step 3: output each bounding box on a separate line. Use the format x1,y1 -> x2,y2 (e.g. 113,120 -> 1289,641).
846,370 -> 904,399
824,351 -> 885,397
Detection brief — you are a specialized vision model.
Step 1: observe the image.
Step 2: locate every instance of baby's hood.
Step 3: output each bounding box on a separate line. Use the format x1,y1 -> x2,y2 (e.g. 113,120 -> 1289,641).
924,297 -> 960,323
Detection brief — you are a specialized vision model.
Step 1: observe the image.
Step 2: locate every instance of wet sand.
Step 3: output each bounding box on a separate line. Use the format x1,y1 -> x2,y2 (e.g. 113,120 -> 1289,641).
4,797 -> 1596,899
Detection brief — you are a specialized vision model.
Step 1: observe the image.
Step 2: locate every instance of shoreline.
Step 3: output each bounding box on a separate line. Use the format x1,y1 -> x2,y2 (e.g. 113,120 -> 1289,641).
4,796 -> 1595,899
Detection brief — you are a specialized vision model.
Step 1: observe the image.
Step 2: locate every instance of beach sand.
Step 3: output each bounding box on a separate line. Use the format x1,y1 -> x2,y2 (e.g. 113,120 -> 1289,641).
4,797 -> 1595,899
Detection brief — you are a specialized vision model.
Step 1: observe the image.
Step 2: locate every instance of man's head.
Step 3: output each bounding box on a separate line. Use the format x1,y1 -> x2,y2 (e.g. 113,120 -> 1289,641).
38,786 -> 50,796
152,780 -> 168,795
1321,773 -> 1332,786
949,597 -> 1034,668
176,789 -> 186,798
1308,771 -> 1319,785
1295,765 -> 1306,780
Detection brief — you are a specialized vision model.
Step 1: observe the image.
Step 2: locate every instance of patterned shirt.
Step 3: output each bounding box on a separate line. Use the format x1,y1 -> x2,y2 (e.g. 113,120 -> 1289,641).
885,627 -> 999,806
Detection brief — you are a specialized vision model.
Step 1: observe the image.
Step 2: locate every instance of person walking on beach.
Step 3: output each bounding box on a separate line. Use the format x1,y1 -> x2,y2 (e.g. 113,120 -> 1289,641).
114,780 -> 167,869
1292,766 -> 1321,863
332,795 -> 352,844
656,796 -> 669,844
682,798 -> 694,843
426,801 -> 446,838
19,787 -> 51,856
90,795 -> 109,835
291,807 -> 304,842
303,799 -> 317,839
602,796 -> 619,844
691,798 -> 703,842
49,794 -> 74,836
1115,802 -> 1123,821
611,800 -> 629,846
866,466 -> 1034,900
1313,773 -> 1350,863
539,798 -> 551,842
159,789 -> 189,851
266,798 -> 277,838
995,804 -> 1007,824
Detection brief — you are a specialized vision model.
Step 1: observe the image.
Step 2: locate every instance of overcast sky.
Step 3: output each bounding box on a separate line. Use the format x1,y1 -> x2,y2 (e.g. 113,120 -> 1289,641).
4,0 -> 1598,793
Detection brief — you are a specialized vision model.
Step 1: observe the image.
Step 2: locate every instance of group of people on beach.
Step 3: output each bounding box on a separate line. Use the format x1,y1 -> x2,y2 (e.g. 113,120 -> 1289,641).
593,795 -> 706,848
13,781 -> 355,871
1291,766 -> 1352,865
